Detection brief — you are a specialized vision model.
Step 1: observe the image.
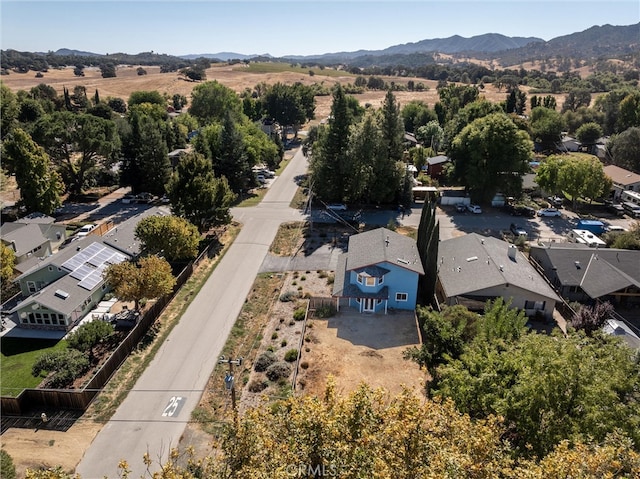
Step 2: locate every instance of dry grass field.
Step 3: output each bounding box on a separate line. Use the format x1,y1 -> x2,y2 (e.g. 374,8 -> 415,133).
1,62 -> 565,125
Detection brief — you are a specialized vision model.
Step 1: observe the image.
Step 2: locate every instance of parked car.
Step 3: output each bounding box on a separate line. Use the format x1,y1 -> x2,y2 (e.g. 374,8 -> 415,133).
605,225 -> 627,232
327,203 -> 348,211
76,223 -> 97,237
547,196 -> 564,208
121,194 -> 136,204
467,204 -> 482,214
456,203 -> 467,213
135,192 -> 155,203
259,169 -> 275,178
510,223 -> 528,238
506,204 -> 536,217
607,203 -> 625,216
537,208 -> 562,217
256,174 -> 266,184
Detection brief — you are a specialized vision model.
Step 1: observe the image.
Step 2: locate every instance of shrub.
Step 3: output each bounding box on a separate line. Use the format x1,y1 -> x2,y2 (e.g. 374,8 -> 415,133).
0,450 -> 16,479
284,349 -> 299,362
293,307 -> 306,321
300,276 -> 306,281
265,362 -> 291,381
281,339 -> 288,347
315,305 -> 336,318
247,379 -> 269,393
300,361 -> 309,369
326,275 -> 334,285
271,332 -> 278,340
254,351 -> 277,372
279,291 -> 297,302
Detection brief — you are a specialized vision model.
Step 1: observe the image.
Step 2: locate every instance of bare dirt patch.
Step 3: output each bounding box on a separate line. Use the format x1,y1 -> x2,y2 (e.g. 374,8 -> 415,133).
297,311 -> 427,399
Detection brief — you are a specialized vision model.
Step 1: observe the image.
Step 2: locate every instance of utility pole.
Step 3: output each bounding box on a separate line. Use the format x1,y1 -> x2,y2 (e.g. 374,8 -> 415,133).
218,356 -> 243,413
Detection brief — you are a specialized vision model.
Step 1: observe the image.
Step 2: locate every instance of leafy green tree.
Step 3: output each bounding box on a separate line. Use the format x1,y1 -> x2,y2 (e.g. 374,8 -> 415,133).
575,122 -> 603,150
135,215 -> 200,261
107,97 -> 127,114
1,242 -> 16,285
450,113 -> 532,203
172,93 -> 188,111
434,331 -> 640,457
2,128 -> 63,214
593,88 -> 634,135
99,63 -> 116,78
444,99 -> 503,147
436,84 -> 479,123
404,305 -> 474,375
617,91 -> 640,131
416,120 -> 444,150
188,80 -> 242,125
535,155 -> 562,196
608,127 -> 640,172
128,90 -> 166,108
529,106 -> 564,152
562,106 -> 604,135
556,154 -> 611,207
167,152 -> 236,231
400,100 -> 437,133
67,320 -> 114,362
1,83 -> 19,139
105,255 -> 176,310
262,82 -> 315,139
32,112 -> 120,195
17,97 -> 45,123
561,88 -> 592,113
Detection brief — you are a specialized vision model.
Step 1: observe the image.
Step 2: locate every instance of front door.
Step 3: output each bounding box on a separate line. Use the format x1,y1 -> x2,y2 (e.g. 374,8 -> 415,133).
363,298 -> 375,312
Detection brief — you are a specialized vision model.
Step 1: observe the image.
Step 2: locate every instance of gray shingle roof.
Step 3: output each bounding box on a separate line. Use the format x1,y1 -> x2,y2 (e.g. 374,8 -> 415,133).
344,228 -> 424,275
0,223 -> 48,256
531,245 -> 640,297
438,233 -> 559,301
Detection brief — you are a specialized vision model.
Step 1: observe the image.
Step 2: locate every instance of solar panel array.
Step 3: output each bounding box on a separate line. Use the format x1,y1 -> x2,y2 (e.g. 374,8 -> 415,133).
60,242 -> 128,291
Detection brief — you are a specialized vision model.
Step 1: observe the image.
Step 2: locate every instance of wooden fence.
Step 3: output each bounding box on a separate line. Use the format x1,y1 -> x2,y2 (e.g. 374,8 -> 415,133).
0,239 -> 213,419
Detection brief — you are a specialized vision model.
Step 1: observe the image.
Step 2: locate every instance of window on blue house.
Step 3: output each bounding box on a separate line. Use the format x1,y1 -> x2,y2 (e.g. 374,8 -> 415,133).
396,292 -> 408,301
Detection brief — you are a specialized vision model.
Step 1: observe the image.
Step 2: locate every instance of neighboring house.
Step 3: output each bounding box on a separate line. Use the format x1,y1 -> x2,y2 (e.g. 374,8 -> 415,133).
0,213 -> 67,273
9,238 -> 130,331
5,206 -> 169,332
603,318 -> 640,350
559,136 -> 581,152
436,234 -> 560,320
603,165 -> 640,201
426,155 -> 451,178
168,148 -> 189,169
529,244 -> 640,306
333,228 -> 424,313
403,132 -> 418,148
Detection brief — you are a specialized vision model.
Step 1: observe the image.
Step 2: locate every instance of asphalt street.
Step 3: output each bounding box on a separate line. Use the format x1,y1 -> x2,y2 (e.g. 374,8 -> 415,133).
76,148 -> 309,478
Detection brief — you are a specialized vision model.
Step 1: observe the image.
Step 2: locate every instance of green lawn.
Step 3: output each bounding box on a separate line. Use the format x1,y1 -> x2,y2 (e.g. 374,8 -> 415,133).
0,337 -> 67,396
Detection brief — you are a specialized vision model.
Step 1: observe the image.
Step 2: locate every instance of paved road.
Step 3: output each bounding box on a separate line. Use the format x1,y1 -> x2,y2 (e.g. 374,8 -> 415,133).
76,149 -> 309,478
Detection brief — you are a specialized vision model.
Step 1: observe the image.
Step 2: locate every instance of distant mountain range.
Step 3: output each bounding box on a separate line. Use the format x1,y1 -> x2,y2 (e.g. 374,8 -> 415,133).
30,22 -> 640,67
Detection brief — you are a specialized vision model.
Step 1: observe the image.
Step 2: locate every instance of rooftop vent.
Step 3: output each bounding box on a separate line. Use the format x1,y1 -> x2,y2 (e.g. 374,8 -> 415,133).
574,261 -> 581,269
397,258 -> 410,265
466,256 -> 478,262
54,289 -> 69,300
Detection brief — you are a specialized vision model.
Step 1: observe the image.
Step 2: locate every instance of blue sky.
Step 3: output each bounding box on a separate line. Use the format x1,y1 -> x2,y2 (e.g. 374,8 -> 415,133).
1,1 -> 638,57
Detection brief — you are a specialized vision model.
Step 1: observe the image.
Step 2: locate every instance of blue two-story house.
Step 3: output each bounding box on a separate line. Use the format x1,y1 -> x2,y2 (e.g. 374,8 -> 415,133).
332,228 -> 424,313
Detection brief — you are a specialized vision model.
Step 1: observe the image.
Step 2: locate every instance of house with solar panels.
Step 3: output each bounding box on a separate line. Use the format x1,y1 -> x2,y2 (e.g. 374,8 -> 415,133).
8,238 -> 130,331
